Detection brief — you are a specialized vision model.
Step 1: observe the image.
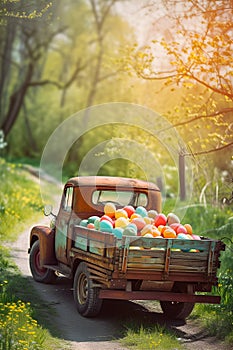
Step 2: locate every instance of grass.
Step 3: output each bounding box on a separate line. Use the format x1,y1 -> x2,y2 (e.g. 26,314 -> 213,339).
121,324 -> 185,350
0,158 -> 66,350
0,159 -> 44,241
190,218 -> 233,344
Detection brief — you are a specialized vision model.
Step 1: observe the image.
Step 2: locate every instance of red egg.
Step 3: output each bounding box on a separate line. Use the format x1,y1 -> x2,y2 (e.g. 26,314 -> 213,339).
154,213 -> 167,227
100,215 -> 114,224
123,205 -> 135,218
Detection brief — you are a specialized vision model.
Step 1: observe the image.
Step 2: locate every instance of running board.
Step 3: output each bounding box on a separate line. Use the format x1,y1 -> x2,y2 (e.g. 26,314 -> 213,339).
43,264 -> 72,278
99,290 -> 221,304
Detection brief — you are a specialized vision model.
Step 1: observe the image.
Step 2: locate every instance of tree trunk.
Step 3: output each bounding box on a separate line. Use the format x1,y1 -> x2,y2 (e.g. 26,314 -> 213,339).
0,17 -> 17,120
1,63 -> 34,137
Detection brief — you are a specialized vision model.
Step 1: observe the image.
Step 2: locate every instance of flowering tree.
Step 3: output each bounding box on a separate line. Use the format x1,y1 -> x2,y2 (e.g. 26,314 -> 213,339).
125,0 -> 233,157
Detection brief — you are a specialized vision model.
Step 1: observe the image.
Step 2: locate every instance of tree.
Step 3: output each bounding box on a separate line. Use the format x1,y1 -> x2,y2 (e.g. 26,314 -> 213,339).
124,0 -> 233,157
0,0 -> 57,137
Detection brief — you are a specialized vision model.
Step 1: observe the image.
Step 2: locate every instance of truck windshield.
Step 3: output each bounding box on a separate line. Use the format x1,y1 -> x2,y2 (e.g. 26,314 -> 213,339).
92,190 -> 148,207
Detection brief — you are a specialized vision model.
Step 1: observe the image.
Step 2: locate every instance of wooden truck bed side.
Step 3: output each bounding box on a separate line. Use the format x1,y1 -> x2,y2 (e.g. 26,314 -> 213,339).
71,225 -> 225,289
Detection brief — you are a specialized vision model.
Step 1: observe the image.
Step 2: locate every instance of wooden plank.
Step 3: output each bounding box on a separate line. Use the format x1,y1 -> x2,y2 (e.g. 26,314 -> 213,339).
171,251 -> 208,260
128,257 -> 165,264
99,290 -> 221,304
169,265 -> 207,272
128,250 -> 165,258
89,240 -> 105,255
127,263 -> 165,270
170,259 -> 207,268
71,248 -> 114,270
74,237 -> 88,251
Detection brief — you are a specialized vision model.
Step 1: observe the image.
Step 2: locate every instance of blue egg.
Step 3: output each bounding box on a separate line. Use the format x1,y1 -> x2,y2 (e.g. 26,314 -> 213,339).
123,226 -> 137,236
80,219 -> 88,227
112,227 -> 123,239
88,215 -> 100,224
177,233 -> 189,240
127,223 -> 138,233
135,206 -> 148,218
99,220 -> 113,233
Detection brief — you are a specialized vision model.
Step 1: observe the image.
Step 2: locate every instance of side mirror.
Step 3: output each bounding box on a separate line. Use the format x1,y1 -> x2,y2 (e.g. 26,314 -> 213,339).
44,204 -> 53,216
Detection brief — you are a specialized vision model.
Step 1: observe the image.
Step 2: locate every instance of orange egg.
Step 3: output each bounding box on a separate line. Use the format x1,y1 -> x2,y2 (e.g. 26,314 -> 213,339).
163,228 -> 177,239
158,225 -> 167,234
184,223 -> 193,235
151,227 -> 161,237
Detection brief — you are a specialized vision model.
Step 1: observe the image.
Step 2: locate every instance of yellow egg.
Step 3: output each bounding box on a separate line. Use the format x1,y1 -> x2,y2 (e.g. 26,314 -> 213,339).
104,202 -> 116,218
115,208 -> 128,219
115,217 -> 129,228
143,216 -> 153,225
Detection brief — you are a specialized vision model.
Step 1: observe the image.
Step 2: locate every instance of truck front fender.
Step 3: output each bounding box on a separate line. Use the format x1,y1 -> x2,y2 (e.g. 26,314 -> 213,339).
29,225 -> 57,265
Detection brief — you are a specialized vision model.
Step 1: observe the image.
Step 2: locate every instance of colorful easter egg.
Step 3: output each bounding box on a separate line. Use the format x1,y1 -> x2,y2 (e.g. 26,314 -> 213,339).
88,215 -> 100,224
115,217 -> 129,228
123,226 -> 137,236
115,208 -> 128,219
104,202 -> 116,218
135,206 -> 148,218
123,205 -> 135,218
99,220 -> 113,233
80,219 -> 88,227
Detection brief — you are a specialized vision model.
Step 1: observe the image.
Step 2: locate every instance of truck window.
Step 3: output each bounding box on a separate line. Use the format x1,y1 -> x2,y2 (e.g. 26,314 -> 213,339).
63,186 -> 73,212
92,190 -> 148,207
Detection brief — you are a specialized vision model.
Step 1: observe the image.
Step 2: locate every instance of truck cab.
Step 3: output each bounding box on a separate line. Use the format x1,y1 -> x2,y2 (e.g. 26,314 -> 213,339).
29,176 -> 161,281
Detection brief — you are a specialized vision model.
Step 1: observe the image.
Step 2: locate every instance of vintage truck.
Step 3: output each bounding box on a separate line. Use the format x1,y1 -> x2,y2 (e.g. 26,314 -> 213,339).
28,176 -> 225,319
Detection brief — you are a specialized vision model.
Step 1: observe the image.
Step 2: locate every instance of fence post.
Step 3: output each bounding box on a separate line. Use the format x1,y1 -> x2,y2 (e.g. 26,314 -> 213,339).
179,150 -> 186,201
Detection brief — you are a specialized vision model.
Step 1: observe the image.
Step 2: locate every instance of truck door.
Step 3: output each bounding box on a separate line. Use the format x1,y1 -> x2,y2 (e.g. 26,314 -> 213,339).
55,185 -> 74,264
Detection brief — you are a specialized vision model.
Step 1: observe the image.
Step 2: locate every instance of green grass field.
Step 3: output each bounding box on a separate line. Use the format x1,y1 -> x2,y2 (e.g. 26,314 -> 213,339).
0,159 -> 66,350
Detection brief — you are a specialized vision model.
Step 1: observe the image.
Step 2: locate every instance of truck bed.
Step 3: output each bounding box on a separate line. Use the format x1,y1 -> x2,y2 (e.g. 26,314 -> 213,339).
72,225 -> 225,287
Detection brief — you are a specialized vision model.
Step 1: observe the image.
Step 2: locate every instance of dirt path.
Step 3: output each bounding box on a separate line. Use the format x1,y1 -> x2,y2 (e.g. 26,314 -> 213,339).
9,219 -> 231,350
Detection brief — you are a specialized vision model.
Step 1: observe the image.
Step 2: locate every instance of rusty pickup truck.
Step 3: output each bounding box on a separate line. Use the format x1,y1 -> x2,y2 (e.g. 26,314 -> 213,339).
28,176 -> 225,319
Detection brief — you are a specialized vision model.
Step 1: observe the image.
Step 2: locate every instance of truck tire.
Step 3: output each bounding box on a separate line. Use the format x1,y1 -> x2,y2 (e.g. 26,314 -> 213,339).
73,262 -> 103,317
29,240 -> 57,284
160,283 -> 195,320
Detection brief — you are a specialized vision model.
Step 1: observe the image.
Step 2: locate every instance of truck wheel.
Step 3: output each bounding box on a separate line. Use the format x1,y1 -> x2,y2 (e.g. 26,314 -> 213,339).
160,284 -> 195,320
73,262 -> 103,317
29,240 -> 57,284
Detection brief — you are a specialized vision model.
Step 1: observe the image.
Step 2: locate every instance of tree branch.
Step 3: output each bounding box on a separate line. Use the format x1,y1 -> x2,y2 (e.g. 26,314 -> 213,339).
161,107 -> 233,131
185,140 -> 233,156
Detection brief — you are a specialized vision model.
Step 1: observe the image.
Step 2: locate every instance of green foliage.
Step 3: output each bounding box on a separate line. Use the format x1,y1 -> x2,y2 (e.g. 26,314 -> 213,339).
0,249 -> 61,350
185,208 -> 233,344
0,160 -> 63,350
0,158 -> 43,241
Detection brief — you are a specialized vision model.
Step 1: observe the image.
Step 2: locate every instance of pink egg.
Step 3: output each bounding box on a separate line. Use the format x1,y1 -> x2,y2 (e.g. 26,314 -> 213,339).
131,217 -> 146,231
177,225 -> 188,234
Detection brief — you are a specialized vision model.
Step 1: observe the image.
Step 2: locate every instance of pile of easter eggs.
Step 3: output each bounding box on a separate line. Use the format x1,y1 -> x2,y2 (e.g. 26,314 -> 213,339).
79,202 -> 201,241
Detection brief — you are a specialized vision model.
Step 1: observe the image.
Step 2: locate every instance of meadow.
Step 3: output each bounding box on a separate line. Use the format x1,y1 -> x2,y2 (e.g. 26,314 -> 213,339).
0,159 -> 64,350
